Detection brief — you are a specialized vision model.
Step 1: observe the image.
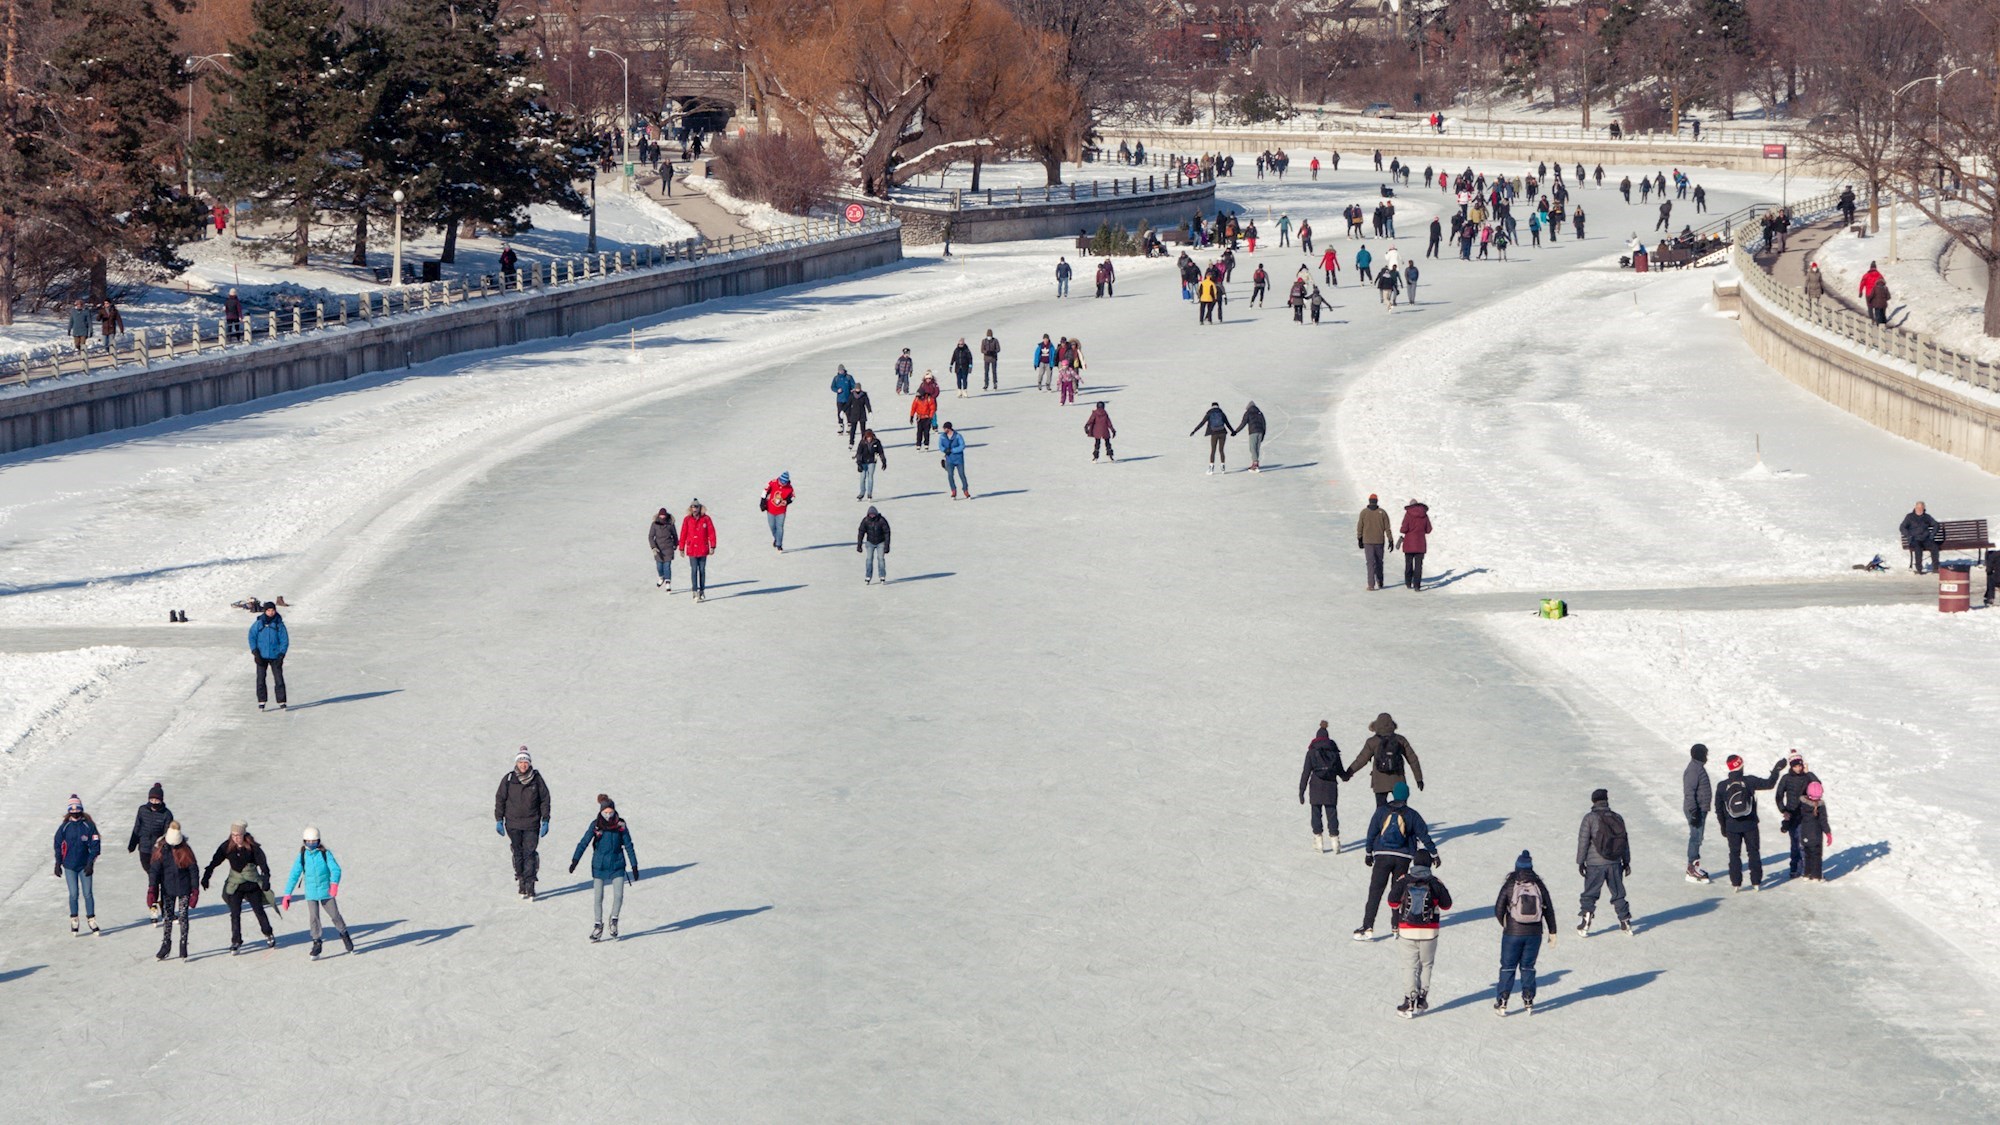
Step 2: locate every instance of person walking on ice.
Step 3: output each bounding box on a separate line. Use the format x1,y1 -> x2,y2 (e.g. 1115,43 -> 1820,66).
1084,401 -> 1116,462
1055,257 -> 1071,297
150,822 -> 200,961
854,431 -> 886,501
1683,743 -> 1713,883
1355,781 -> 1438,941
1033,336 -> 1055,391
762,474 -> 794,551
1346,712 -> 1423,807
248,601 -> 288,711
679,499 -> 717,602
1357,494 -> 1392,590
282,825 -> 354,959
569,794 -> 639,942
53,794 -> 102,936
1388,848 -> 1451,1017
1190,402 -> 1234,474
649,507 -> 678,589
939,423 -> 971,500
1576,788 -> 1635,936
1298,721 -> 1345,851
830,365 -> 855,435
910,387 -> 938,449
202,820 -> 278,951
1493,850 -> 1557,1016
1399,499 -> 1430,589
128,781 -> 173,923
857,505 -> 891,585
949,338 -> 974,398
495,748 -> 552,900
980,330 -> 1001,390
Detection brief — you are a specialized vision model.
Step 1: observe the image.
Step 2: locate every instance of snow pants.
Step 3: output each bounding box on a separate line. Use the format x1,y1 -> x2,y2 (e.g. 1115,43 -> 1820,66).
1361,856 -> 1411,931
1498,932 -> 1542,1000
914,418 -> 933,448
1364,544 -> 1386,589
593,876 -> 626,924
1801,833 -> 1824,880
509,828 -> 540,888
1093,437 -> 1114,461
1400,935 -> 1437,998
1580,863 -> 1630,921
255,654 -> 287,705
1404,552 -> 1426,590
1724,822 -> 1763,887
1309,802 -> 1338,838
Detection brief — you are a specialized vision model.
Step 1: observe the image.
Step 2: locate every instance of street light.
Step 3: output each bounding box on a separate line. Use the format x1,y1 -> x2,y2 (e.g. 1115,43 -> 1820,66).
391,188 -> 406,286
184,53 -> 232,197
589,46 -> 631,193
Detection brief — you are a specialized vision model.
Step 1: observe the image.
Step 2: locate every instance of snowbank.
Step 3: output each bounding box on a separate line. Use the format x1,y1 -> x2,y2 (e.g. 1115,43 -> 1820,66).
0,647 -> 138,762
678,171 -> 797,231
1811,209 -> 2000,364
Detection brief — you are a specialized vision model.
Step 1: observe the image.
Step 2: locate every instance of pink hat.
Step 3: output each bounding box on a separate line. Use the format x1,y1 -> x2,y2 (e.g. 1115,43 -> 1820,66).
1805,781 -> 1823,800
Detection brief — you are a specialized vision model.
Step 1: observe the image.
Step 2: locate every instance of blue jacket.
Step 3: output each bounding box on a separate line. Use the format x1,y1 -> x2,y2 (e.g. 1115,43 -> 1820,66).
939,431 -> 966,466
283,842 -> 342,900
572,816 -> 638,880
1033,341 -> 1055,367
1365,801 -> 1437,860
249,614 -> 289,658
830,372 -> 854,403
53,817 -> 102,871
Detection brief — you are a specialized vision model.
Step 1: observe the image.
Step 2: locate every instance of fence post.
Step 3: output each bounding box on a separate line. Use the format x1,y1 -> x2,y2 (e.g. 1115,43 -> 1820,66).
315,302 -> 325,330
267,311 -> 278,339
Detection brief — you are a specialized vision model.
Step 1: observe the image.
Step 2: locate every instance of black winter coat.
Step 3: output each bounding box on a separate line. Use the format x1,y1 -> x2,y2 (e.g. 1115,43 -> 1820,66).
855,436 -> 887,469
150,841 -> 200,899
1715,765 -> 1782,828
1299,735 -> 1343,804
1238,404 -> 1266,436
128,801 -> 173,854
648,515 -> 678,557
847,390 -> 873,426
1494,870 -> 1559,936
1900,511 -> 1940,546
495,769 -> 553,830
857,512 -> 891,549
1775,768 -> 1822,821
949,344 -> 973,374
202,838 -> 272,887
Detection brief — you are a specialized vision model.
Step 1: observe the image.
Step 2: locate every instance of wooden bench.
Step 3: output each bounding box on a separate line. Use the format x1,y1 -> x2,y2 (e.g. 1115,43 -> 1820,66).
1651,248 -> 1695,269
1902,518 -> 1993,567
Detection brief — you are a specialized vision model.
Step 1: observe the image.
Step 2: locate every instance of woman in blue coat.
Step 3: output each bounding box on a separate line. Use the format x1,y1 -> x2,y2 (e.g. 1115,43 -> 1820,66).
570,794 -> 639,942
282,825 -> 353,959
247,602 -> 289,710
938,422 -> 970,500
52,794 -> 103,935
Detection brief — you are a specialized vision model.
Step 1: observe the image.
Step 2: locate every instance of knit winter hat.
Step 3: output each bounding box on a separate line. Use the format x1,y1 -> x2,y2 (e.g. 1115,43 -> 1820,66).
164,824 -> 183,846
1413,849 -> 1435,868
779,472 -> 790,484
230,820 -> 248,836
302,826 -> 319,842
516,747 -> 532,765
66,794 -> 83,814
1691,743 -> 1709,762
1390,781 -> 1409,803
1726,754 -> 1744,770
1788,750 -> 1805,766
1806,781 -> 1824,800
656,508 -> 669,518
1516,850 -> 1533,870
148,782 -> 164,800
1591,788 -> 1609,803
597,793 -> 614,808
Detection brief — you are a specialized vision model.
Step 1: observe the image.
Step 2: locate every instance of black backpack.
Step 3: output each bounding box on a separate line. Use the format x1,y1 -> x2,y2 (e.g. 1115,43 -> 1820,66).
1591,811 -> 1629,862
1399,878 -> 1438,926
1373,735 -> 1404,777
1309,742 -> 1341,781
1720,778 -> 1755,820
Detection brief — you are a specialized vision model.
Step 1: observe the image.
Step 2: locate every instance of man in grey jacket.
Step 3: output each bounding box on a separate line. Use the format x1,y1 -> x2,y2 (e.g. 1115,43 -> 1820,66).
1683,744 -> 1712,883
1575,788 -> 1633,936
494,748 -> 553,900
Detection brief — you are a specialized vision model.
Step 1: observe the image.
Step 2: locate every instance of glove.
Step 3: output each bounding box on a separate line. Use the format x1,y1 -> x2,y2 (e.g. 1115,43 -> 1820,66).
1547,933 -> 1557,948
1431,853 -> 1442,869
281,895 -> 292,911
201,875 -> 211,891
1364,854 -> 1374,867
53,862 -> 61,877
188,888 -> 199,909
495,820 -> 505,836
1825,833 -> 1833,845
1688,813 -> 1701,828
629,868 -> 641,883
1416,780 -> 1425,791
1357,540 -> 1364,550
568,861 -> 578,874
84,863 -> 93,878
1621,863 -> 1631,877
857,546 -> 862,553
1579,865 -> 1588,878
329,882 -> 339,898
539,820 -> 549,839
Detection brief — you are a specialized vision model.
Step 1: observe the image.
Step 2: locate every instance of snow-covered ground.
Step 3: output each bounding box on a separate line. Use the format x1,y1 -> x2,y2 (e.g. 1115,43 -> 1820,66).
1812,207 -> 2000,364
1,158 -> 1997,1118
678,170 -> 798,230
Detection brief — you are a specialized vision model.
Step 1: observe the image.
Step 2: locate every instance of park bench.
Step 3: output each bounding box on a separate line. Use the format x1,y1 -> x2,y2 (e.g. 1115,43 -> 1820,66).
1651,248 -> 1695,269
1902,518 -> 1993,568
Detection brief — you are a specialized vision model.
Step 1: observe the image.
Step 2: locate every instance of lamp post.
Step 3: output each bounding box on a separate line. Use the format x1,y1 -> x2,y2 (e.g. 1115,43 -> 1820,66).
391,188 -> 406,286
184,53 -> 231,197
589,46 -> 631,193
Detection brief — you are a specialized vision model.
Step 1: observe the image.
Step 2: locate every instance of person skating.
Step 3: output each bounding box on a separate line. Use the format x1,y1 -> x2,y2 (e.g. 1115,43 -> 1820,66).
1715,754 -> 1784,891
1345,712 -> 1424,808
979,330 -> 1001,390
679,499 -> 717,601
1308,285 -> 1327,324
1196,273 -> 1218,324
282,826 -> 353,959
1375,265 -> 1399,310
1250,264 -> 1268,307
1055,257 -> 1072,298
939,422 -> 970,499
1057,361 -> 1079,405
1355,244 -> 1373,283
1357,494 -> 1392,590
569,794 -> 639,942
201,820 -> 277,951
1575,788 -> 1635,936
648,507 -> 679,589
949,338 -> 974,397
248,601 -> 288,711
1794,781 -> 1833,882
149,822 -> 200,961
1032,336 -> 1056,391
854,430 -> 887,501
910,388 -> 939,449
1774,750 -> 1823,881
1399,499 -> 1431,589
1084,402 -> 1116,462
128,781 -> 174,923
761,473 -> 795,551
830,365 -> 856,435
494,748 -> 553,900
1683,743 -> 1713,883
1426,217 -> 1442,258
1402,261 -> 1419,305
1190,402 -> 1234,474
1388,848 -> 1452,1016
857,505 -> 891,585
1236,401 -> 1266,471
1492,851 -> 1557,1015
1298,721 -> 1345,852
894,348 -> 913,394
1318,246 -> 1340,285
1356,783 -> 1438,941
845,382 -> 873,447
53,794 -> 102,936
1287,275 -> 1307,322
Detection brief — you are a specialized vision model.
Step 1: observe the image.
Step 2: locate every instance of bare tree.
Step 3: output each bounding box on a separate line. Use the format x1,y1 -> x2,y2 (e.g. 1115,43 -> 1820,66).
1893,0 -> 2000,336
1793,0 -> 1943,233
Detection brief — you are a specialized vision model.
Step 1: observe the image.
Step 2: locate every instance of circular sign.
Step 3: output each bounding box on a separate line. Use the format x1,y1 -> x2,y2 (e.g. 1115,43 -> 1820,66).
844,203 -> 865,225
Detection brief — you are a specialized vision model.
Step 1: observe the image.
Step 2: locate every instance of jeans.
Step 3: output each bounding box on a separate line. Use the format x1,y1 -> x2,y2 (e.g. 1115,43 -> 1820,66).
64,867 -> 95,916
255,654 -> 287,705
1687,817 -> 1704,864
1725,822 -> 1763,886
1057,278 -> 1068,296
767,512 -> 786,549
1787,817 -> 1805,877
1580,863 -> 1630,921
1364,544 -> 1386,588
1404,551 -> 1426,589
945,462 -> 969,494
857,464 -> 876,499
1498,932 -> 1542,999
1309,803 -> 1338,837
654,553 -> 672,583
307,896 -> 348,940
593,876 -> 626,924
689,556 -> 708,596
955,370 -> 969,390
1401,935 -> 1437,998
1246,433 -> 1263,465
1360,855 -> 1410,930
864,541 -> 887,581
225,884 -> 274,943
509,828 -> 540,887
982,356 -> 997,387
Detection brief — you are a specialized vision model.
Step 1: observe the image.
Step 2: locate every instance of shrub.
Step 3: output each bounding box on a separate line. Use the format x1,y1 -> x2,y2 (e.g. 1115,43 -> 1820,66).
708,131 -> 839,215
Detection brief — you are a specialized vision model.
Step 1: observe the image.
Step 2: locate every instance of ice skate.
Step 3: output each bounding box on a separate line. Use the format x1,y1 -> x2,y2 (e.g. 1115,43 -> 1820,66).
1331,834 -> 1341,851
1522,996 -> 1535,1017
1618,916 -> 1636,936
340,931 -> 354,954
1685,862 -> 1709,884
265,935 -> 277,949
1494,993 -> 1510,1017
590,923 -> 603,942
609,918 -> 619,940
69,916 -> 79,936
87,916 -> 100,936
1205,465 -> 1214,475
310,939 -> 323,960
1575,912 -> 1592,937
230,940 -> 242,954
1397,994 -> 1417,1019
1416,992 -> 1429,1012
1351,927 -> 1372,941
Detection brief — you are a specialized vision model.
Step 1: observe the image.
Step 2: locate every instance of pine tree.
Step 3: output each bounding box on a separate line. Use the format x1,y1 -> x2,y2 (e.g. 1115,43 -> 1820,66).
197,0 -> 366,265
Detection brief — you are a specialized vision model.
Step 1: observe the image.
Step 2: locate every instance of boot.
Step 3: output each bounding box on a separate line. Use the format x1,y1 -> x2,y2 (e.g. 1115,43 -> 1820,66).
1575,912 -> 1593,937
1493,991 -> 1510,1016
86,916 -> 100,936
340,930 -> 354,954
179,935 -> 189,960
156,936 -> 171,961
609,918 -> 619,940
310,939 -> 323,960
70,916 -> 79,936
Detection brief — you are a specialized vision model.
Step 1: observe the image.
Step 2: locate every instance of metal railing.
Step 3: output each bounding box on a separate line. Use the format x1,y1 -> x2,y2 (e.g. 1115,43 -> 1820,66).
1,214 -> 896,389
1107,118 -> 1782,148
1734,241 -> 1999,394
861,166 -> 1215,213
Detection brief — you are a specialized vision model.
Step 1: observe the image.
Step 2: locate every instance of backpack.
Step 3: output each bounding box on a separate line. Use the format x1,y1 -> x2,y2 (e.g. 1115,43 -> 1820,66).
1398,879 -> 1437,926
1376,811 -> 1409,851
1720,778 -> 1755,820
1372,735 -> 1404,777
1507,876 -> 1543,925
1591,811 -> 1629,862
1309,743 -> 1340,781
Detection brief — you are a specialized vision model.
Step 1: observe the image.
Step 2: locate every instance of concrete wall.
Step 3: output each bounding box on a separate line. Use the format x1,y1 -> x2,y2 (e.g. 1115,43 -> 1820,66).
1733,274 -> 2000,475
881,180 -> 1216,244
1104,127 -> 1818,177
0,227 -> 902,456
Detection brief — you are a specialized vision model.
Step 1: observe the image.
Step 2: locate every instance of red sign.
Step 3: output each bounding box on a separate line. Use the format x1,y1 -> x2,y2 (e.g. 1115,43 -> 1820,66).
1763,143 -> 1788,159
844,203 -> 865,224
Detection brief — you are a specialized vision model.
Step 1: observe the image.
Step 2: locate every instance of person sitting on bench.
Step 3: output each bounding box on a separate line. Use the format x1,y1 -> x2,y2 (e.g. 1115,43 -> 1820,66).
1899,501 -> 1941,574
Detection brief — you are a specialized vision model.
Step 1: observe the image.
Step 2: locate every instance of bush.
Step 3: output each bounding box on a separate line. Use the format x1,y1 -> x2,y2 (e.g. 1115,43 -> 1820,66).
1088,221 -> 1141,257
708,131 -> 839,215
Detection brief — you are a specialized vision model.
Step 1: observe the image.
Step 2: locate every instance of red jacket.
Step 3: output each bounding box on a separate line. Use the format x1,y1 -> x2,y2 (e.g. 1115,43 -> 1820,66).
680,514 -> 717,558
1858,268 -> 1883,298
1320,248 -> 1339,270
1084,407 -> 1115,439
1399,503 -> 1431,553
763,480 -> 793,515
909,395 -> 937,421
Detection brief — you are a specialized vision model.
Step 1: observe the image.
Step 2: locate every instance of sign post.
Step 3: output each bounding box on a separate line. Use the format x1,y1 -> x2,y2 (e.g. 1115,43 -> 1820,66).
1764,143 -> 1789,207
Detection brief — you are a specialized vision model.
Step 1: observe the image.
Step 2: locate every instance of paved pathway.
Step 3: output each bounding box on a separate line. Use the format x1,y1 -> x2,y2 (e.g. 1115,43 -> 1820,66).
634,169 -> 758,241
1755,216 -> 1868,317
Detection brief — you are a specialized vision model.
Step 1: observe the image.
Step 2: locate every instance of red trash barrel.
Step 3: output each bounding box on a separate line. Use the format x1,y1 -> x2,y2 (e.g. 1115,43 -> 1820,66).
1938,564 -> 1971,613
1633,248 -> 1649,273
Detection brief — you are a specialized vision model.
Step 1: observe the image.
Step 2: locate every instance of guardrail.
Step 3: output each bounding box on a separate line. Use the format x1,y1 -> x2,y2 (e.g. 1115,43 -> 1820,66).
865,166 -> 1216,213
1733,240 -> 1999,394
1106,117 -> 1782,148
2,214 -> 896,390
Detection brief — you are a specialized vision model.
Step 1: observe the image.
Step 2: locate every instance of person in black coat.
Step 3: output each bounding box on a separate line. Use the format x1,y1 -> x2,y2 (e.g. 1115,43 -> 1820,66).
201,821 -> 277,951
1773,751 -> 1823,881
1298,721 -> 1346,851
1714,754 -> 1784,890
948,339 -> 974,396
857,506 -> 891,584
494,749 -> 553,899
845,383 -> 874,447
1899,502 -> 1941,573
1493,850 -> 1558,1015
128,781 -> 173,922
149,823 -> 200,961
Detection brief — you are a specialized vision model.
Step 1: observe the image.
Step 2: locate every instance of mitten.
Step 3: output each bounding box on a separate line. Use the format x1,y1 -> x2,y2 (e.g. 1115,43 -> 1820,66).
201,875 -> 211,891
568,861 -> 578,874
495,820 -> 505,836
539,820 -> 549,839
52,862 -> 61,877
329,882 -> 339,898
1621,863 -> 1631,877
1578,865 -> 1587,877
84,863 -> 93,878
629,869 -> 641,883
1416,780 -> 1425,791
1364,854 -> 1374,867
281,895 -> 292,911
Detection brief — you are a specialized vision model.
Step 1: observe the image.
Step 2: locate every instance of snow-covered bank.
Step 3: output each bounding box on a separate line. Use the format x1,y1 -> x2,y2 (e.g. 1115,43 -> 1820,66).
680,171 -> 797,231
0,648 -> 138,763
1811,209 -> 2000,364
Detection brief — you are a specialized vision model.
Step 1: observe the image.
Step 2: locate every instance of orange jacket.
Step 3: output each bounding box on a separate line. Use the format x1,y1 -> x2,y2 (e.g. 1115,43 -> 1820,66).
909,395 -> 938,421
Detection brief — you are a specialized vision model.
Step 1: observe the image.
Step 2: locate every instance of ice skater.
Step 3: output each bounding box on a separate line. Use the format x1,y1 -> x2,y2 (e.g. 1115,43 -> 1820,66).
201,820 -> 277,951
1715,754 -> 1783,891
149,822 -> 199,961
282,825 -> 354,959
1355,782 -> 1438,941
53,794 -> 102,936
763,473 -> 795,550
1683,743 -> 1712,883
830,365 -> 855,434
1388,848 -> 1451,1017
910,388 -> 938,449
980,330 -> 1001,390
1084,401 -> 1116,462
1236,401 -> 1266,471
1190,402 -> 1234,474
939,423 -> 970,499
857,505 -> 891,585
248,601 -> 288,710
854,430 -> 886,501
1298,721 -> 1345,851
569,794 -> 639,942
1794,781 -> 1832,882
494,748 -> 552,900
1575,788 -> 1634,935
127,781 -> 173,923
1493,851 -> 1557,1016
